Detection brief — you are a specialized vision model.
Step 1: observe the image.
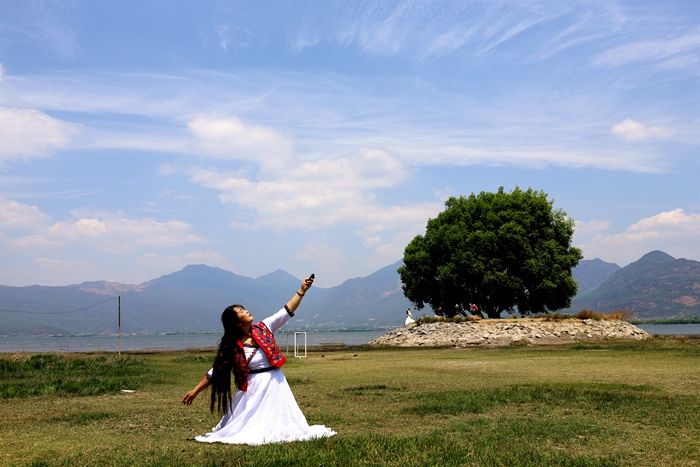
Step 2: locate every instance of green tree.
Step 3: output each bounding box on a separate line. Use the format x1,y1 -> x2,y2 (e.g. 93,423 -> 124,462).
398,187 -> 582,319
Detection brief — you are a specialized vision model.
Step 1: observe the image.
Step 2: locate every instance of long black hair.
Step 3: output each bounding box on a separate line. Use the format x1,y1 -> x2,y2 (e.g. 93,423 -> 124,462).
210,304 -> 246,414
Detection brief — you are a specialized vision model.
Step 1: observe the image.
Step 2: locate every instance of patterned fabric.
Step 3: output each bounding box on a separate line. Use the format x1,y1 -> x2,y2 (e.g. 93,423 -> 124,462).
252,322 -> 287,368
234,322 -> 287,392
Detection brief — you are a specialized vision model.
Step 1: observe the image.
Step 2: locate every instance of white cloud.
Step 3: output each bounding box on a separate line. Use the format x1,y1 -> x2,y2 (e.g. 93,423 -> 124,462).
188,148 -> 414,228
47,216 -> 203,249
578,209 -> 700,265
573,219 -> 611,241
0,197 -> 48,230
628,208 -> 700,232
611,119 -> 676,141
8,235 -> 62,249
0,107 -> 79,160
0,63 -> 4,81
188,145 -> 441,272
187,115 -> 293,165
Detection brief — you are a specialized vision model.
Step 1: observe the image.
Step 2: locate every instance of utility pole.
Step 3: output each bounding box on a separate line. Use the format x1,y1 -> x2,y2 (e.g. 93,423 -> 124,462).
118,295 -> 121,357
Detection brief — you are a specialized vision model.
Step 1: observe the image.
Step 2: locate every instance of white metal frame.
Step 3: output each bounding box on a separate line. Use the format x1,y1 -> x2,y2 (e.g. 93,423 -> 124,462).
293,331 -> 307,358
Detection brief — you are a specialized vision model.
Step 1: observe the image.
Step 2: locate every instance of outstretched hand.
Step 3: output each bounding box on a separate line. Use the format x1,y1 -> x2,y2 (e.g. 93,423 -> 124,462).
181,389 -> 198,406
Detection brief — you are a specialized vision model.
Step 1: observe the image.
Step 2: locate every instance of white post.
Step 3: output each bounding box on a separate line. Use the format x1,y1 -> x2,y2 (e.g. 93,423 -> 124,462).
293,331 -> 307,358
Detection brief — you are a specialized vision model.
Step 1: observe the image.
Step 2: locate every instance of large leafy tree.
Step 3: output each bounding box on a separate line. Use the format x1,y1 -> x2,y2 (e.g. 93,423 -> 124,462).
398,187 -> 582,318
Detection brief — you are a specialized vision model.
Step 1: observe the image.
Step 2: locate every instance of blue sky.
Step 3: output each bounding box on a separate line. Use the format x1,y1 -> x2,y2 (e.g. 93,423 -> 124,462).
0,0 -> 698,287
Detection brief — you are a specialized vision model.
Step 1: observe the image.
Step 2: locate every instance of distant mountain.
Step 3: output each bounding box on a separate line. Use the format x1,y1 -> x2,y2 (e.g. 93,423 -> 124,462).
572,258 -> 620,295
2,250 -> 697,336
571,251 -> 700,319
0,263 -> 413,336
297,261 -> 415,330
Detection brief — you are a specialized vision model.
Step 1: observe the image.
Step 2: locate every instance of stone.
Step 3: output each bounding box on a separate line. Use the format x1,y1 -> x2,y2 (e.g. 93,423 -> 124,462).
368,318 -> 650,348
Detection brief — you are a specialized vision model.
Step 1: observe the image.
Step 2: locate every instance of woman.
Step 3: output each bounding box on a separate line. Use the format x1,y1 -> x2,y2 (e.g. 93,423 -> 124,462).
181,276 -> 336,445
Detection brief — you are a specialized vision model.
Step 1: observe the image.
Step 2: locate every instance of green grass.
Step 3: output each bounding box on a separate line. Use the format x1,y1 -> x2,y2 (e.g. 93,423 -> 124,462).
51,411 -> 115,426
0,353 -> 156,398
1,338 -> 698,466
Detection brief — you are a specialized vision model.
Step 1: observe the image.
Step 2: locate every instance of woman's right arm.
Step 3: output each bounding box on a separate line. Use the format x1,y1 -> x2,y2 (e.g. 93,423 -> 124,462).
181,372 -> 211,405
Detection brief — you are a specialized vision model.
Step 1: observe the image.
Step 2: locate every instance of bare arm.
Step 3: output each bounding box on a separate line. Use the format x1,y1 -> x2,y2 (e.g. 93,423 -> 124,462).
181,373 -> 211,406
285,276 -> 314,315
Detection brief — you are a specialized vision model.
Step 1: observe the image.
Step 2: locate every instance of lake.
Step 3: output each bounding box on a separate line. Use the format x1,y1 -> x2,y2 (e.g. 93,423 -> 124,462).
636,323 -> 700,336
1,323 -> 697,353
0,330 -> 389,353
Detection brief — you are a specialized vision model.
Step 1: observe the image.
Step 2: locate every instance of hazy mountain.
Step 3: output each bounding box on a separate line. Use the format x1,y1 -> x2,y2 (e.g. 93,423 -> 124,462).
572,258 -> 620,295
0,263 -> 412,336
2,250 -> 698,336
571,251 -> 700,319
296,261 -> 415,330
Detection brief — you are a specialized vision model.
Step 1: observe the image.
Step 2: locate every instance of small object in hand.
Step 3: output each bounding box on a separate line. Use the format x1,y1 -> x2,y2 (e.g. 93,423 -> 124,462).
309,273 -> 315,280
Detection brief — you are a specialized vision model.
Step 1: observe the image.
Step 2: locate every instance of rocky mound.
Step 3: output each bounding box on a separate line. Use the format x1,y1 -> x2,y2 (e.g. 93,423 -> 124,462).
369,319 -> 649,348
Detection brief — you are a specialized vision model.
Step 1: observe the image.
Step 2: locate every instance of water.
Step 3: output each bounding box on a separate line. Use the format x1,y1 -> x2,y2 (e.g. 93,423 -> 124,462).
636,323 -> 700,336
0,330 -> 390,353
2,324 -> 698,353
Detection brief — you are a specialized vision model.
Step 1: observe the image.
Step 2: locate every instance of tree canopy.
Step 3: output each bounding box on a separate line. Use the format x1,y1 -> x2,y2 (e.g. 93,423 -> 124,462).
398,187 -> 582,318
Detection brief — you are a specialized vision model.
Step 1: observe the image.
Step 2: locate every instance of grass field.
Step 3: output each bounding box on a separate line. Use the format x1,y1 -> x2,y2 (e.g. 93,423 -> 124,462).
1,338 -> 698,466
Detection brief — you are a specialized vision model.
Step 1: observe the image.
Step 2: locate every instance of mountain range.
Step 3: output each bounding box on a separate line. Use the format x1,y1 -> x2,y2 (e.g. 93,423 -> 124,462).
1,250 -> 698,336
571,251 -> 700,319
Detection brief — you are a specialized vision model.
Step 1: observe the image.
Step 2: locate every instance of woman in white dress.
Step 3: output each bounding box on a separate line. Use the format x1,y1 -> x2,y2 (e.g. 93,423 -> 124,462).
181,276 -> 336,445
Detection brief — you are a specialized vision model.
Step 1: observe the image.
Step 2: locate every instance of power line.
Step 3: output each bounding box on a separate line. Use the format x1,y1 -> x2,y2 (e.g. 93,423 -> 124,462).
0,297 -> 118,315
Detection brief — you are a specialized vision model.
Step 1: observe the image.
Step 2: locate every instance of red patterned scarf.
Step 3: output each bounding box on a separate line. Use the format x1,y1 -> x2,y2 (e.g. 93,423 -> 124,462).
233,322 -> 287,391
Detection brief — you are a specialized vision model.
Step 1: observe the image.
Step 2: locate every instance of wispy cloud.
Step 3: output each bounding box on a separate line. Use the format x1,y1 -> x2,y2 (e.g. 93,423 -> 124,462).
216,25 -> 230,53
593,31 -> 700,67
0,2 -> 81,59
0,67 -> 678,175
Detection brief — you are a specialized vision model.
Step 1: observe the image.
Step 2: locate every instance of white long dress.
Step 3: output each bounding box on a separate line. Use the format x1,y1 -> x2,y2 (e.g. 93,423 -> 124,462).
195,308 -> 336,445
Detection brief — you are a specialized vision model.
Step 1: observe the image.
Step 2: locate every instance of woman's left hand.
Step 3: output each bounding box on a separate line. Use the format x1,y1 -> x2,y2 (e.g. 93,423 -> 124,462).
300,276 -> 314,293
182,389 -> 199,405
